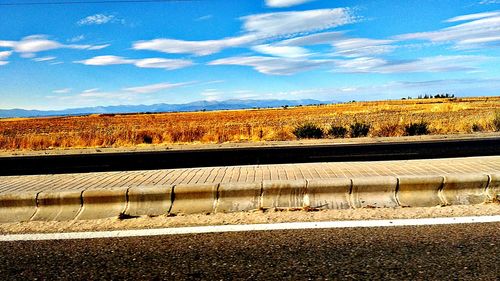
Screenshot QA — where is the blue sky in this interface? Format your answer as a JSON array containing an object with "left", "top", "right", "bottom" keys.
[{"left": 0, "top": 0, "right": 499, "bottom": 110}]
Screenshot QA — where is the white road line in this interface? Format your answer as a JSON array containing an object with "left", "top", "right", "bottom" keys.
[{"left": 1, "top": 215, "right": 500, "bottom": 242}]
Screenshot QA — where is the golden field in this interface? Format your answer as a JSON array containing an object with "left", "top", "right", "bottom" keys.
[{"left": 1, "top": 97, "right": 499, "bottom": 151}]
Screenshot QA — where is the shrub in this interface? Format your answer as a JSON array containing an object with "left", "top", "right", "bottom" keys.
[
  {"left": 328, "top": 125, "right": 347, "bottom": 138},
  {"left": 293, "top": 123, "right": 324, "bottom": 139},
  {"left": 404, "top": 121, "right": 429, "bottom": 136},
  {"left": 349, "top": 122, "right": 370, "bottom": 138},
  {"left": 375, "top": 124, "right": 399, "bottom": 137},
  {"left": 471, "top": 123, "right": 483, "bottom": 132},
  {"left": 493, "top": 111, "right": 500, "bottom": 132}
]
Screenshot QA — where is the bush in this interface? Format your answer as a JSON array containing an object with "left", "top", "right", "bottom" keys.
[
  {"left": 493, "top": 111, "right": 500, "bottom": 132},
  {"left": 404, "top": 121, "right": 429, "bottom": 136},
  {"left": 293, "top": 123, "right": 324, "bottom": 139},
  {"left": 349, "top": 122, "right": 370, "bottom": 138},
  {"left": 375, "top": 124, "right": 399, "bottom": 137},
  {"left": 471, "top": 123, "right": 483, "bottom": 132},
  {"left": 327, "top": 125, "right": 347, "bottom": 138}
]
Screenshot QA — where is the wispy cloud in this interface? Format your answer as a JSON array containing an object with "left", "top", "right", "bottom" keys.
[
  {"left": 265, "top": 0, "right": 314, "bottom": 8},
  {"left": 32, "top": 56, "right": 56, "bottom": 62},
  {"left": 252, "top": 44, "right": 310, "bottom": 58},
  {"left": 133, "top": 8, "right": 358, "bottom": 56},
  {"left": 195, "top": 15, "right": 213, "bottom": 21},
  {"left": 77, "top": 14, "right": 116, "bottom": 25},
  {"left": 52, "top": 88, "right": 72, "bottom": 94},
  {"left": 332, "top": 38, "right": 396, "bottom": 57},
  {"left": 0, "top": 51, "right": 12, "bottom": 65},
  {"left": 276, "top": 31, "right": 344, "bottom": 46},
  {"left": 209, "top": 56, "right": 333, "bottom": 75},
  {"left": 75, "top": 55, "right": 194, "bottom": 70},
  {"left": 68, "top": 35, "right": 85, "bottom": 43},
  {"left": 0, "top": 35, "right": 109, "bottom": 57},
  {"left": 334, "top": 55, "right": 485, "bottom": 73},
  {"left": 397, "top": 11, "right": 500, "bottom": 49},
  {"left": 123, "top": 82, "right": 192, "bottom": 94}
]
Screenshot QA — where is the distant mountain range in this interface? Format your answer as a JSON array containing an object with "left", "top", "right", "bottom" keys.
[{"left": 0, "top": 99, "right": 331, "bottom": 118}]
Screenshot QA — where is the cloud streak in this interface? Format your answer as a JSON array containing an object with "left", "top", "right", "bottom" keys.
[
  {"left": 265, "top": 0, "right": 314, "bottom": 8},
  {"left": 397, "top": 11, "right": 500, "bottom": 49},
  {"left": 133, "top": 8, "right": 358, "bottom": 56},
  {"left": 75, "top": 55, "right": 194, "bottom": 70},
  {"left": 0, "top": 35, "right": 109, "bottom": 57}
]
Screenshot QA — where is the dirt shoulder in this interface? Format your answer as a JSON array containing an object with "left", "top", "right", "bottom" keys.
[
  {"left": 1, "top": 203, "right": 499, "bottom": 235},
  {"left": 1, "top": 132, "right": 498, "bottom": 157}
]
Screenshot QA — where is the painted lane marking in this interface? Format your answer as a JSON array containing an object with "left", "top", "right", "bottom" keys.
[{"left": 1, "top": 215, "right": 499, "bottom": 242}]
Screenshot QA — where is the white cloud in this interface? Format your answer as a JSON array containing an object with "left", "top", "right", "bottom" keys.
[
  {"left": 201, "top": 89, "right": 223, "bottom": 101},
  {"left": 77, "top": 55, "right": 133, "bottom": 65},
  {"left": 133, "top": 34, "right": 259, "bottom": 56},
  {"left": 332, "top": 38, "right": 396, "bottom": 57},
  {"left": 123, "top": 82, "right": 191, "bottom": 94},
  {"left": 53, "top": 88, "right": 72, "bottom": 94},
  {"left": 252, "top": 44, "right": 310, "bottom": 58},
  {"left": 209, "top": 56, "right": 333, "bottom": 75},
  {"left": 75, "top": 55, "right": 194, "bottom": 70},
  {"left": 334, "top": 55, "right": 485, "bottom": 73},
  {"left": 276, "top": 31, "right": 344, "bottom": 46},
  {"left": 479, "top": 0, "right": 500, "bottom": 4},
  {"left": 0, "top": 51, "right": 12, "bottom": 65},
  {"left": 0, "top": 35, "right": 110, "bottom": 55},
  {"left": 68, "top": 35, "right": 85, "bottom": 43},
  {"left": 133, "top": 8, "right": 357, "bottom": 56},
  {"left": 77, "top": 14, "right": 115, "bottom": 25},
  {"left": 265, "top": 0, "right": 314, "bottom": 8},
  {"left": 397, "top": 11, "right": 500, "bottom": 49},
  {"left": 195, "top": 15, "right": 213, "bottom": 21},
  {"left": 242, "top": 8, "right": 357, "bottom": 37},
  {"left": 0, "top": 51, "right": 12, "bottom": 60},
  {"left": 32, "top": 56, "right": 56, "bottom": 62},
  {"left": 446, "top": 11, "right": 500, "bottom": 22}
]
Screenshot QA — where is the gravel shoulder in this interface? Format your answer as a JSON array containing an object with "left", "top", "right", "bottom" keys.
[{"left": 1, "top": 203, "right": 499, "bottom": 235}]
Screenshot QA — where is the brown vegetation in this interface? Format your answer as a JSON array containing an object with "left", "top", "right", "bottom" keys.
[{"left": 0, "top": 97, "right": 499, "bottom": 151}]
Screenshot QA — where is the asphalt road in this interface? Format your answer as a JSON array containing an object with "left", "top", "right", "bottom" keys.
[
  {"left": 1, "top": 137, "right": 499, "bottom": 175},
  {"left": 1, "top": 223, "right": 499, "bottom": 280}
]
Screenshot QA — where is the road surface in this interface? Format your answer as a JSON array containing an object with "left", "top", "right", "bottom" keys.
[{"left": 0, "top": 222, "right": 498, "bottom": 280}]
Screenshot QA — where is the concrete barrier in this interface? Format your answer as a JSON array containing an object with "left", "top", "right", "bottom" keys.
[
  {"left": 262, "top": 180, "right": 307, "bottom": 209},
  {"left": 124, "top": 186, "right": 173, "bottom": 217},
  {"left": 216, "top": 182, "right": 262, "bottom": 213},
  {"left": 169, "top": 184, "right": 218, "bottom": 215},
  {"left": 351, "top": 176, "right": 398, "bottom": 208},
  {"left": 0, "top": 192, "right": 38, "bottom": 223},
  {"left": 306, "top": 178, "right": 351, "bottom": 209},
  {"left": 441, "top": 174, "right": 489, "bottom": 205},
  {"left": 31, "top": 190, "right": 82, "bottom": 221},
  {"left": 397, "top": 175, "right": 444, "bottom": 207},
  {"left": 76, "top": 188, "right": 128, "bottom": 220},
  {"left": 486, "top": 173, "right": 500, "bottom": 202}
]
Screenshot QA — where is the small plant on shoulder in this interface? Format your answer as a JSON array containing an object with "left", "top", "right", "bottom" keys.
[
  {"left": 493, "top": 111, "right": 500, "bottom": 132},
  {"left": 471, "top": 123, "right": 483, "bottom": 132},
  {"left": 293, "top": 123, "right": 324, "bottom": 139},
  {"left": 327, "top": 125, "right": 347, "bottom": 138},
  {"left": 349, "top": 122, "right": 370, "bottom": 138},
  {"left": 404, "top": 121, "right": 430, "bottom": 136}
]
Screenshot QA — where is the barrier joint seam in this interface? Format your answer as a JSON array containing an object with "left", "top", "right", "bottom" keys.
[
  {"left": 167, "top": 185, "right": 176, "bottom": 215},
  {"left": 395, "top": 177, "right": 402, "bottom": 207},
  {"left": 28, "top": 191, "right": 41, "bottom": 221}
]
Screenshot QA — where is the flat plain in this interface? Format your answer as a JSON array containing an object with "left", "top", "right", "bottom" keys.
[{"left": 1, "top": 96, "right": 499, "bottom": 151}]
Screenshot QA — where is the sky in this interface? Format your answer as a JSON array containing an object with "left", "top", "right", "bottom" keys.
[{"left": 0, "top": 0, "right": 500, "bottom": 110}]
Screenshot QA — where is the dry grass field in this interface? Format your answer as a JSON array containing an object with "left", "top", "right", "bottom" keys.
[{"left": 1, "top": 97, "right": 499, "bottom": 151}]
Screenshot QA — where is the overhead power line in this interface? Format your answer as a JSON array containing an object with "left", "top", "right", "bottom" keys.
[{"left": 0, "top": 0, "right": 197, "bottom": 6}]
